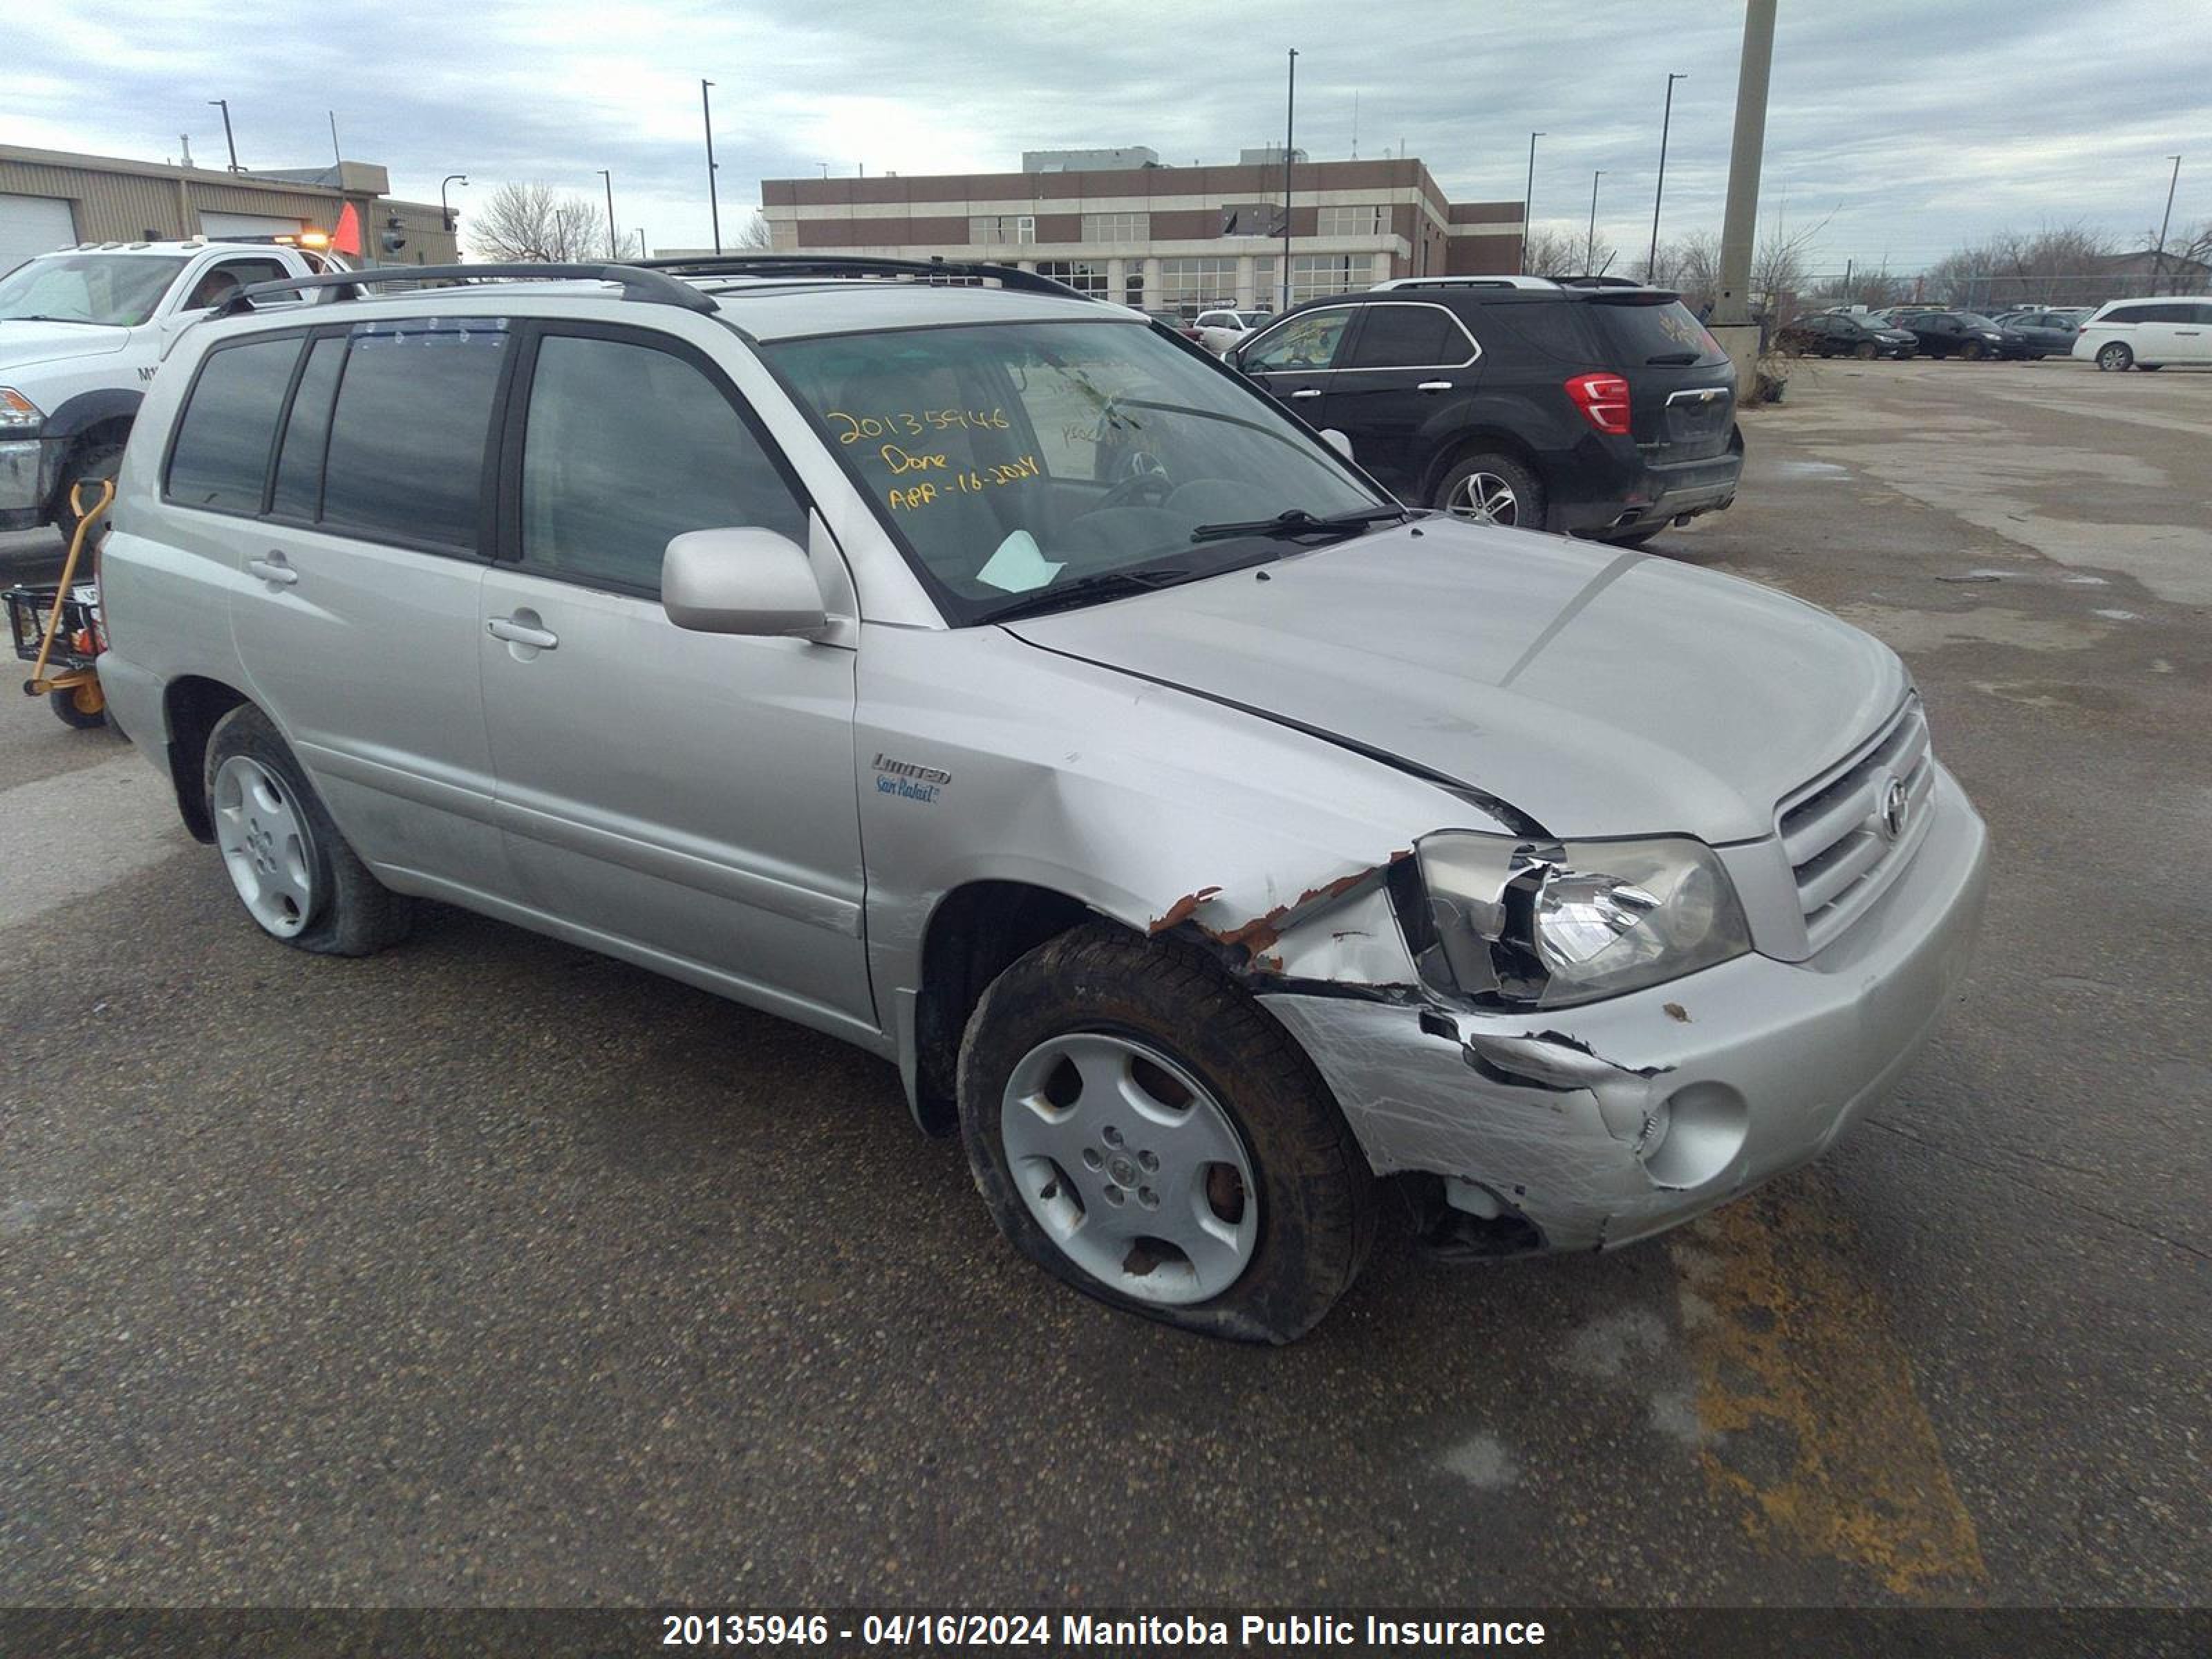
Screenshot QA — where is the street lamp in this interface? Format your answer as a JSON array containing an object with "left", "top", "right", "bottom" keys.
[
  {"left": 1648, "top": 73, "right": 1687, "bottom": 281},
  {"left": 207, "top": 99, "right": 240, "bottom": 172},
  {"left": 1522, "top": 132, "right": 1544, "bottom": 274},
  {"left": 597, "top": 169, "right": 618, "bottom": 261},
  {"left": 702, "top": 79, "right": 722, "bottom": 256},
  {"left": 440, "top": 174, "right": 467, "bottom": 234},
  {"left": 1586, "top": 169, "right": 1606, "bottom": 275},
  {"left": 1281, "top": 48, "right": 1299, "bottom": 310},
  {"left": 2153, "top": 154, "right": 2183, "bottom": 293}
]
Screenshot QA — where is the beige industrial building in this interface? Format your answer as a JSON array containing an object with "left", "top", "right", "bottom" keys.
[
  {"left": 0, "top": 143, "right": 458, "bottom": 272},
  {"left": 758, "top": 146, "right": 1526, "bottom": 314}
]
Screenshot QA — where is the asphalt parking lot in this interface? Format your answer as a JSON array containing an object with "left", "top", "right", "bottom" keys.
[{"left": 1, "top": 356, "right": 2206, "bottom": 1611}]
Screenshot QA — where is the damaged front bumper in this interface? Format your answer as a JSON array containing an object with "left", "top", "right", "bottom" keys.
[{"left": 1261, "top": 763, "right": 1989, "bottom": 1253}]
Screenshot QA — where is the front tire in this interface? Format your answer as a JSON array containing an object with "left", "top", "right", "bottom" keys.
[
  {"left": 1960, "top": 340, "right": 1987, "bottom": 361},
  {"left": 957, "top": 923, "right": 1376, "bottom": 1343},
  {"left": 1435, "top": 451, "right": 1547, "bottom": 532},
  {"left": 2096, "top": 341, "right": 2134, "bottom": 372},
  {"left": 53, "top": 439, "right": 124, "bottom": 546},
  {"left": 203, "top": 704, "right": 411, "bottom": 955}
]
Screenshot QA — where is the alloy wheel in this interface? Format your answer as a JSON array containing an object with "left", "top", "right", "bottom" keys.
[
  {"left": 999, "top": 1032, "right": 1258, "bottom": 1306},
  {"left": 212, "top": 754, "right": 317, "bottom": 937},
  {"left": 1447, "top": 470, "right": 1521, "bottom": 526}
]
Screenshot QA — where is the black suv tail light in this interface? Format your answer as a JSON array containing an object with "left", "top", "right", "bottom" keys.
[{"left": 1564, "top": 372, "right": 1631, "bottom": 435}]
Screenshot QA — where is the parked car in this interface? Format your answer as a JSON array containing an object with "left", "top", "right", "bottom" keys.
[
  {"left": 1778, "top": 312, "right": 1919, "bottom": 359},
  {"left": 1192, "top": 307, "right": 1271, "bottom": 355},
  {"left": 1893, "top": 310, "right": 2029, "bottom": 360},
  {"left": 1134, "top": 306, "right": 1203, "bottom": 343},
  {"left": 2072, "top": 297, "right": 2212, "bottom": 371},
  {"left": 1228, "top": 283, "right": 1741, "bottom": 542},
  {"left": 95, "top": 256, "right": 1987, "bottom": 1343},
  {"left": 1989, "top": 310, "right": 2081, "bottom": 357},
  {"left": 0, "top": 238, "right": 337, "bottom": 539}
]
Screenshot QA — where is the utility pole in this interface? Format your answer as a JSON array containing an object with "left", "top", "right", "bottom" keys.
[
  {"left": 1586, "top": 170, "right": 1605, "bottom": 274},
  {"left": 1710, "top": 0, "right": 1778, "bottom": 389},
  {"left": 597, "top": 170, "right": 618, "bottom": 261},
  {"left": 1522, "top": 132, "right": 1544, "bottom": 274},
  {"left": 1281, "top": 48, "right": 1298, "bottom": 311},
  {"left": 702, "top": 79, "right": 722, "bottom": 256},
  {"left": 328, "top": 111, "right": 342, "bottom": 168},
  {"left": 207, "top": 100, "right": 240, "bottom": 171},
  {"left": 1647, "top": 72, "right": 1687, "bottom": 281},
  {"left": 2153, "top": 154, "right": 2182, "bottom": 293}
]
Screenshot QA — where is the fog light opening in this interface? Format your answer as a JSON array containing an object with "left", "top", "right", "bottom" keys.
[{"left": 1638, "top": 1082, "right": 1748, "bottom": 1190}]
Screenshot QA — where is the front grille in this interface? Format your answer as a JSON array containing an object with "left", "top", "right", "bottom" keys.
[{"left": 1777, "top": 697, "right": 1935, "bottom": 948}]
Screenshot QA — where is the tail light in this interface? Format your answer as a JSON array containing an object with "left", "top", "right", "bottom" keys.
[{"left": 1565, "top": 372, "right": 1632, "bottom": 435}]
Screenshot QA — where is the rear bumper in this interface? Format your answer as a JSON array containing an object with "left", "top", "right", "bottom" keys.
[{"left": 1552, "top": 434, "right": 1744, "bottom": 536}]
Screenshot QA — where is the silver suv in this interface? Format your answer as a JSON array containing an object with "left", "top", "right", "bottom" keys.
[{"left": 97, "top": 257, "right": 1989, "bottom": 1342}]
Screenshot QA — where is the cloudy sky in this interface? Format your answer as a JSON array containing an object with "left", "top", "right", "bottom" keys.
[{"left": 12, "top": 0, "right": 2209, "bottom": 273}]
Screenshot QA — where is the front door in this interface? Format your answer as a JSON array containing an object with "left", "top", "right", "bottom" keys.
[{"left": 477, "top": 323, "right": 872, "bottom": 1033}]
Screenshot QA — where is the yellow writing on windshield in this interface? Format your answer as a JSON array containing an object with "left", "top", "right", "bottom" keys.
[
  {"left": 886, "top": 454, "right": 1041, "bottom": 512},
  {"left": 828, "top": 407, "right": 1011, "bottom": 446}
]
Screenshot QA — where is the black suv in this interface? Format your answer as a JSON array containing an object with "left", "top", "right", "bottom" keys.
[{"left": 1226, "top": 283, "right": 1741, "bottom": 541}]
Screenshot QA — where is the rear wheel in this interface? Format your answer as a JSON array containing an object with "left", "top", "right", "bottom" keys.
[
  {"left": 2096, "top": 341, "right": 2134, "bottom": 372},
  {"left": 1435, "top": 451, "right": 1546, "bottom": 531},
  {"left": 957, "top": 923, "right": 1376, "bottom": 1343},
  {"left": 203, "top": 704, "right": 412, "bottom": 955}
]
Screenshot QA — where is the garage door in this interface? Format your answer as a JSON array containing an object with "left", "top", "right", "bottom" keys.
[
  {"left": 0, "top": 194, "right": 79, "bottom": 275},
  {"left": 199, "top": 209, "right": 307, "bottom": 241}
]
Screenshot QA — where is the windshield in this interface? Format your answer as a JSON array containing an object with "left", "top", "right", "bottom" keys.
[
  {"left": 766, "top": 319, "right": 1387, "bottom": 624},
  {"left": 0, "top": 254, "right": 189, "bottom": 326}
]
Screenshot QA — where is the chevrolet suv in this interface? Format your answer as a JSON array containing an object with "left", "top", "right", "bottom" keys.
[
  {"left": 95, "top": 256, "right": 1987, "bottom": 1342},
  {"left": 1228, "top": 280, "right": 1741, "bottom": 543}
]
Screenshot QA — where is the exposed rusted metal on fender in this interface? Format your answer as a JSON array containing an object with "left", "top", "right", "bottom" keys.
[{"left": 1149, "top": 851, "right": 1414, "bottom": 970}]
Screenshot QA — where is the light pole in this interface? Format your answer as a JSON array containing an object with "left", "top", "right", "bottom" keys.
[
  {"left": 440, "top": 174, "right": 467, "bottom": 233},
  {"left": 1281, "top": 48, "right": 1298, "bottom": 310},
  {"left": 1522, "top": 132, "right": 1544, "bottom": 274},
  {"left": 207, "top": 100, "right": 239, "bottom": 171},
  {"left": 597, "top": 170, "right": 618, "bottom": 261},
  {"left": 1586, "top": 169, "right": 1606, "bottom": 275},
  {"left": 702, "top": 79, "right": 722, "bottom": 256},
  {"left": 1648, "top": 72, "right": 1687, "bottom": 281},
  {"left": 2153, "top": 154, "right": 2183, "bottom": 293}
]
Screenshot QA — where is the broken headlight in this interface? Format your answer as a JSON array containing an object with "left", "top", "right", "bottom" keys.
[{"left": 1409, "top": 832, "right": 1752, "bottom": 1008}]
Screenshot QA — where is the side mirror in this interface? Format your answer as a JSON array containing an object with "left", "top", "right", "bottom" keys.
[
  {"left": 662, "top": 527, "right": 827, "bottom": 637},
  {"left": 1320, "top": 429, "right": 1354, "bottom": 462}
]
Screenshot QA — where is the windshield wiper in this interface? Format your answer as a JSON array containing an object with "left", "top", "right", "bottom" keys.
[
  {"left": 3, "top": 315, "right": 103, "bottom": 326},
  {"left": 1645, "top": 350, "right": 1702, "bottom": 364},
  {"left": 1189, "top": 505, "right": 1407, "bottom": 545},
  {"left": 980, "top": 566, "right": 1195, "bottom": 624}
]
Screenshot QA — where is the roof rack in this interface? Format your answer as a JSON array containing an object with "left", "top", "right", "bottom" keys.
[
  {"left": 209, "top": 262, "right": 719, "bottom": 320},
  {"left": 635, "top": 253, "right": 1095, "bottom": 302}
]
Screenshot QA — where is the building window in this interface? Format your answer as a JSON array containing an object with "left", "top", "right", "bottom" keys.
[
  {"left": 1253, "top": 258, "right": 1280, "bottom": 308},
  {"left": 1082, "top": 212, "right": 1149, "bottom": 243},
  {"left": 1159, "top": 257, "right": 1239, "bottom": 312},
  {"left": 1317, "top": 204, "right": 1387, "bottom": 238},
  {"left": 1036, "top": 260, "right": 1108, "bottom": 298},
  {"left": 1124, "top": 271, "right": 1145, "bottom": 308},
  {"left": 969, "top": 214, "right": 1037, "bottom": 245},
  {"left": 1289, "top": 254, "right": 1365, "bottom": 304}
]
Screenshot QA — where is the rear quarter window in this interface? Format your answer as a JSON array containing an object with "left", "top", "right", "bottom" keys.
[{"left": 164, "top": 336, "right": 302, "bottom": 514}]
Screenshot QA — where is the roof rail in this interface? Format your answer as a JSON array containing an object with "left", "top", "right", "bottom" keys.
[
  {"left": 209, "top": 262, "right": 719, "bottom": 320},
  {"left": 635, "top": 253, "right": 1096, "bottom": 302}
]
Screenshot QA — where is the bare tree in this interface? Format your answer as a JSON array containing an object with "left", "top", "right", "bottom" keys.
[
  {"left": 1925, "top": 223, "right": 2119, "bottom": 308},
  {"left": 467, "top": 182, "right": 604, "bottom": 263},
  {"left": 1751, "top": 213, "right": 1832, "bottom": 315},
  {"left": 733, "top": 212, "right": 773, "bottom": 250},
  {"left": 1523, "top": 227, "right": 1609, "bottom": 278},
  {"left": 1651, "top": 229, "right": 1723, "bottom": 300}
]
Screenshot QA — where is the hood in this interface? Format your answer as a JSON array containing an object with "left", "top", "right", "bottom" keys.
[
  {"left": 1003, "top": 521, "right": 1906, "bottom": 844},
  {"left": 0, "top": 320, "right": 133, "bottom": 371}
]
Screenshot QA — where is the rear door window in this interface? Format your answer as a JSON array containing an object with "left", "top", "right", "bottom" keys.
[
  {"left": 319, "top": 317, "right": 511, "bottom": 553},
  {"left": 1345, "top": 305, "right": 1470, "bottom": 368},
  {"left": 163, "top": 336, "right": 302, "bottom": 514},
  {"left": 516, "top": 331, "right": 808, "bottom": 597}
]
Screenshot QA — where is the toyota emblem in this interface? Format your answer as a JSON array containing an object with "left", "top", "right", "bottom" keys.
[{"left": 1877, "top": 776, "right": 1909, "bottom": 841}]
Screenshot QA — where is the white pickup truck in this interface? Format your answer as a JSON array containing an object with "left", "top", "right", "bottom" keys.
[{"left": 0, "top": 238, "right": 339, "bottom": 539}]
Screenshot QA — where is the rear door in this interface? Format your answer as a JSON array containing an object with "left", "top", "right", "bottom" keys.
[
  {"left": 2168, "top": 301, "right": 2212, "bottom": 362},
  {"left": 1582, "top": 294, "right": 1735, "bottom": 463},
  {"left": 1324, "top": 301, "right": 1481, "bottom": 497},
  {"left": 221, "top": 312, "right": 511, "bottom": 894},
  {"left": 1234, "top": 303, "right": 1354, "bottom": 421},
  {"left": 477, "top": 320, "right": 872, "bottom": 1030}
]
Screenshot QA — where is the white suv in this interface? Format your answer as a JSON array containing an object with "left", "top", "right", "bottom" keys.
[
  {"left": 2072, "top": 297, "right": 2212, "bottom": 371},
  {"left": 94, "top": 256, "right": 1987, "bottom": 1342},
  {"left": 0, "top": 239, "right": 331, "bottom": 538}
]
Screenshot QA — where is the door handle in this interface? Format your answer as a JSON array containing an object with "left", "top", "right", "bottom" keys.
[
  {"left": 487, "top": 616, "right": 559, "bottom": 650},
  {"left": 247, "top": 552, "right": 297, "bottom": 586},
  {"left": 1416, "top": 380, "right": 1454, "bottom": 393},
  {"left": 1290, "top": 388, "right": 1323, "bottom": 400}
]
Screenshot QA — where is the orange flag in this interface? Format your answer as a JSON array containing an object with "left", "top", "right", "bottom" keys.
[{"left": 332, "top": 201, "right": 362, "bottom": 257}]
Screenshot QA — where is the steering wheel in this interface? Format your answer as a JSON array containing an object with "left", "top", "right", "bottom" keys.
[{"left": 1097, "top": 450, "right": 1174, "bottom": 511}]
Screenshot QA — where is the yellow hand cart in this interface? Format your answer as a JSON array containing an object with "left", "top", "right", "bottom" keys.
[{"left": 6, "top": 478, "right": 116, "bottom": 730}]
